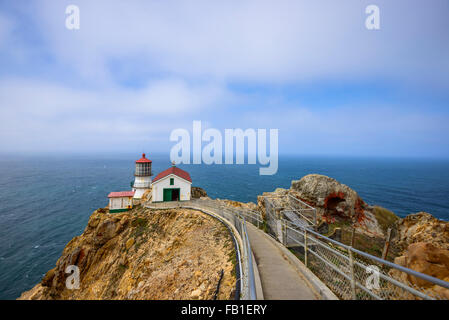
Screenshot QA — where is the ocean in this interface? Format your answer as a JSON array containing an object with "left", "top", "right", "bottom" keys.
[{"left": 1, "top": 153, "right": 448, "bottom": 299}]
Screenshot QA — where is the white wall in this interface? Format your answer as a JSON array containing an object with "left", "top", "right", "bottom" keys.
[
  {"left": 109, "top": 197, "right": 133, "bottom": 209},
  {"left": 152, "top": 174, "right": 191, "bottom": 202},
  {"left": 133, "top": 176, "right": 152, "bottom": 199}
]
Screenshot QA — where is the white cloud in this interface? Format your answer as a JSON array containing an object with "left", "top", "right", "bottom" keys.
[
  {"left": 15, "top": 0, "right": 447, "bottom": 86},
  {"left": 0, "top": 78, "right": 234, "bottom": 151},
  {"left": 1, "top": 0, "right": 448, "bottom": 155}
]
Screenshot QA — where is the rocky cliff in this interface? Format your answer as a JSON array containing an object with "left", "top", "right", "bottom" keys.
[
  {"left": 19, "top": 206, "right": 236, "bottom": 300},
  {"left": 390, "top": 212, "right": 449, "bottom": 299},
  {"left": 251, "top": 174, "right": 449, "bottom": 298}
]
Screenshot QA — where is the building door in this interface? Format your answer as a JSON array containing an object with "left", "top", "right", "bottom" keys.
[
  {"left": 163, "top": 189, "right": 172, "bottom": 201},
  {"left": 163, "top": 188, "right": 181, "bottom": 201}
]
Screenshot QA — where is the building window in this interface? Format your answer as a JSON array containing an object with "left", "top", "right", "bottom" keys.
[{"left": 170, "top": 178, "right": 174, "bottom": 185}]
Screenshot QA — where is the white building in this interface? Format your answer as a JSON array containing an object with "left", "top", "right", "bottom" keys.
[
  {"left": 108, "top": 191, "right": 135, "bottom": 213},
  {"left": 152, "top": 164, "right": 192, "bottom": 202},
  {"left": 132, "top": 153, "right": 152, "bottom": 199}
]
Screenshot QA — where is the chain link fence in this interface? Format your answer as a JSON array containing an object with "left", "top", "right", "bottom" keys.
[
  {"left": 266, "top": 197, "right": 449, "bottom": 300},
  {"left": 144, "top": 197, "right": 449, "bottom": 300}
]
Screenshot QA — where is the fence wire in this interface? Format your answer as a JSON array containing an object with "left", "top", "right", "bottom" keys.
[
  {"left": 145, "top": 197, "right": 449, "bottom": 300},
  {"left": 273, "top": 198, "right": 449, "bottom": 300}
]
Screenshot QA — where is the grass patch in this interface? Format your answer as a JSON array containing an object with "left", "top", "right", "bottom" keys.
[
  {"left": 260, "top": 220, "right": 268, "bottom": 233},
  {"left": 228, "top": 249, "right": 237, "bottom": 278},
  {"left": 118, "top": 264, "right": 128, "bottom": 273},
  {"left": 131, "top": 217, "right": 148, "bottom": 238},
  {"left": 326, "top": 219, "right": 351, "bottom": 237},
  {"left": 372, "top": 206, "right": 399, "bottom": 233}
]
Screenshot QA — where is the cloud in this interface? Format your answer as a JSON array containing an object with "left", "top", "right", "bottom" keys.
[
  {"left": 7, "top": 0, "right": 446, "bottom": 87},
  {"left": 0, "top": 78, "right": 234, "bottom": 151},
  {"left": 0, "top": 0, "right": 448, "bottom": 156}
]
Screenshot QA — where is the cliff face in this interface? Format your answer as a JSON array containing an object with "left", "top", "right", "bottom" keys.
[
  {"left": 252, "top": 174, "right": 449, "bottom": 298},
  {"left": 394, "top": 212, "right": 449, "bottom": 251},
  {"left": 19, "top": 207, "right": 236, "bottom": 300},
  {"left": 390, "top": 212, "right": 449, "bottom": 299}
]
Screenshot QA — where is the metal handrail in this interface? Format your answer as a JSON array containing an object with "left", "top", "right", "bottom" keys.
[
  {"left": 287, "top": 220, "right": 449, "bottom": 291},
  {"left": 267, "top": 196, "right": 449, "bottom": 300},
  {"left": 242, "top": 218, "right": 257, "bottom": 300}
]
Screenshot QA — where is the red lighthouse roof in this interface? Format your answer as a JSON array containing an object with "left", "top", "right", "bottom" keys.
[
  {"left": 136, "top": 153, "right": 152, "bottom": 163},
  {"left": 153, "top": 166, "right": 192, "bottom": 183}
]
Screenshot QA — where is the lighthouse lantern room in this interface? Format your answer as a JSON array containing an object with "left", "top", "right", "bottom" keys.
[{"left": 132, "top": 153, "right": 152, "bottom": 199}]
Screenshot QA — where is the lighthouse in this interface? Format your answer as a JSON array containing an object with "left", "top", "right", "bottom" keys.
[{"left": 132, "top": 153, "right": 152, "bottom": 199}]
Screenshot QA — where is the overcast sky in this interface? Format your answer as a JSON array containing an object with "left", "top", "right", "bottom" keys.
[{"left": 0, "top": 0, "right": 448, "bottom": 157}]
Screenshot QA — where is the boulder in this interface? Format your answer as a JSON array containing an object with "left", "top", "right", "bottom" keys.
[
  {"left": 258, "top": 174, "right": 384, "bottom": 236},
  {"left": 291, "top": 174, "right": 367, "bottom": 221},
  {"left": 390, "top": 242, "right": 449, "bottom": 299},
  {"left": 94, "top": 219, "right": 117, "bottom": 247},
  {"left": 191, "top": 187, "right": 208, "bottom": 199},
  {"left": 394, "top": 212, "right": 449, "bottom": 251}
]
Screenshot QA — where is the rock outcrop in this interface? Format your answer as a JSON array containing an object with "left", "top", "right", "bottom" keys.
[
  {"left": 291, "top": 174, "right": 365, "bottom": 220},
  {"left": 390, "top": 242, "right": 449, "bottom": 299},
  {"left": 394, "top": 212, "right": 449, "bottom": 252},
  {"left": 389, "top": 212, "right": 449, "bottom": 298},
  {"left": 258, "top": 174, "right": 385, "bottom": 237},
  {"left": 19, "top": 206, "right": 236, "bottom": 300},
  {"left": 191, "top": 186, "right": 208, "bottom": 199}
]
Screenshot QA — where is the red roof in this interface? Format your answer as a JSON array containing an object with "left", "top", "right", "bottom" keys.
[
  {"left": 136, "top": 153, "right": 152, "bottom": 163},
  {"left": 152, "top": 166, "right": 192, "bottom": 183},
  {"left": 108, "top": 191, "right": 135, "bottom": 198}
]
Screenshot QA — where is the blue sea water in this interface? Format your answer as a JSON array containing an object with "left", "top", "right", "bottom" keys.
[{"left": 1, "top": 153, "right": 449, "bottom": 299}]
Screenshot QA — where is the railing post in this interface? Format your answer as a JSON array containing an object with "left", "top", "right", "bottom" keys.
[
  {"left": 348, "top": 248, "right": 357, "bottom": 300},
  {"left": 350, "top": 227, "right": 356, "bottom": 247},
  {"left": 282, "top": 219, "right": 287, "bottom": 245},
  {"left": 382, "top": 227, "right": 392, "bottom": 261},
  {"left": 304, "top": 229, "right": 308, "bottom": 268}
]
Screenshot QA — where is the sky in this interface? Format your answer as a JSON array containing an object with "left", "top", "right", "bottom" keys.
[{"left": 0, "top": 0, "right": 448, "bottom": 157}]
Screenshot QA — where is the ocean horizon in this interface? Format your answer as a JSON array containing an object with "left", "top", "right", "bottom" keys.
[{"left": 1, "top": 153, "right": 449, "bottom": 299}]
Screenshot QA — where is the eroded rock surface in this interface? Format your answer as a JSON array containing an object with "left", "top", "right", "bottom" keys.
[
  {"left": 394, "top": 212, "right": 449, "bottom": 251},
  {"left": 191, "top": 186, "right": 208, "bottom": 199},
  {"left": 19, "top": 207, "right": 236, "bottom": 300},
  {"left": 257, "top": 174, "right": 384, "bottom": 237},
  {"left": 391, "top": 242, "right": 449, "bottom": 299}
]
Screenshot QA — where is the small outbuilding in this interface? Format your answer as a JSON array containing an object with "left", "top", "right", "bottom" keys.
[
  {"left": 108, "top": 191, "right": 135, "bottom": 213},
  {"left": 152, "top": 164, "right": 192, "bottom": 202}
]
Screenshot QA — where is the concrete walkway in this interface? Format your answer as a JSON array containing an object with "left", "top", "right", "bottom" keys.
[{"left": 246, "top": 223, "right": 320, "bottom": 300}]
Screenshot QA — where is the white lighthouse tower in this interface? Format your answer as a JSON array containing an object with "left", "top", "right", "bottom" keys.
[{"left": 132, "top": 153, "right": 152, "bottom": 199}]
